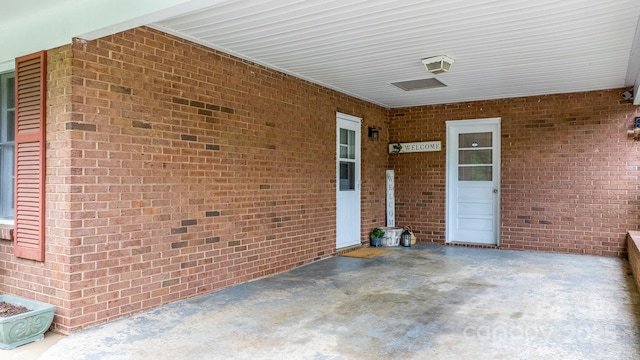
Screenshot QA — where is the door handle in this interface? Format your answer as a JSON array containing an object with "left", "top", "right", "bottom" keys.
[{"left": 493, "top": 189, "right": 498, "bottom": 193}]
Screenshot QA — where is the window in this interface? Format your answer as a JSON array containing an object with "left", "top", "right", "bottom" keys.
[
  {"left": 457, "top": 132, "right": 493, "bottom": 181},
  {"left": 0, "top": 72, "right": 14, "bottom": 219},
  {"left": 339, "top": 128, "right": 356, "bottom": 191}
]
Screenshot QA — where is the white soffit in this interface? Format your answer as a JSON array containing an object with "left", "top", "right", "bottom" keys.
[
  {"left": 0, "top": 0, "right": 220, "bottom": 72},
  {"left": 151, "top": 0, "right": 640, "bottom": 108},
  {"left": 3, "top": 0, "right": 639, "bottom": 108}
]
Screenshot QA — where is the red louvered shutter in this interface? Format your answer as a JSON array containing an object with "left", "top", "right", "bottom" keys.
[{"left": 13, "top": 51, "right": 46, "bottom": 261}]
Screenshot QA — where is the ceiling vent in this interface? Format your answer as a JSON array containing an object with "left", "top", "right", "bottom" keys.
[
  {"left": 390, "top": 78, "right": 447, "bottom": 91},
  {"left": 422, "top": 55, "right": 454, "bottom": 74}
]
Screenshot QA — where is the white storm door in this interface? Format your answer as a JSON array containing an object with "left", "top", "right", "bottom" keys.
[
  {"left": 446, "top": 118, "right": 501, "bottom": 245},
  {"left": 336, "top": 113, "right": 361, "bottom": 249}
]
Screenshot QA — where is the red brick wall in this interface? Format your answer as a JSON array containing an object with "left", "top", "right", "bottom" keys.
[
  {"left": 0, "top": 27, "right": 388, "bottom": 333},
  {"left": 2, "top": 26, "right": 637, "bottom": 334},
  {"left": 0, "top": 45, "right": 75, "bottom": 330},
  {"left": 389, "top": 91, "right": 640, "bottom": 256}
]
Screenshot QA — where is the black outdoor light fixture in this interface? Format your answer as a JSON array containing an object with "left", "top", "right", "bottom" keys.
[{"left": 368, "top": 126, "right": 380, "bottom": 141}]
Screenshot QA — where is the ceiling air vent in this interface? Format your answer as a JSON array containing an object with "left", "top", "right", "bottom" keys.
[{"left": 390, "top": 78, "right": 447, "bottom": 91}]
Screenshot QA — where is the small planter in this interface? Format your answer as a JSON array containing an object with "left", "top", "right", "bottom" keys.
[
  {"left": 0, "top": 294, "right": 55, "bottom": 350},
  {"left": 369, "top": 227, "right": 386, "bottom": 247},
  {"left": 380, "top": 227, "right": 402, "bottom": 247}
]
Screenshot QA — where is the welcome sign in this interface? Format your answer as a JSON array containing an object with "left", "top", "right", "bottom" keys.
[{"left": 388, "top": 141, "right": 441, "bottom": 154}]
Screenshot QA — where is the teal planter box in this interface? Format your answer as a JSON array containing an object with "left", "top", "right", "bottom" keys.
[{"left": 0, "top": 294, "right": 55, "bottom": 350}]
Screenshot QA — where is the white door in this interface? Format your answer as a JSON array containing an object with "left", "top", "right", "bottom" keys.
[
  {"left": 446, "top": 118, "right": 501, "bottom": 245},
  {"left": 336, "top": 113, "right": 361, "bottom": 249}
]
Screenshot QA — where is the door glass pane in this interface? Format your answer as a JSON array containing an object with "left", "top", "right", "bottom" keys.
[
  {"left": 459, "top": 132, "right": 492, "bottom": 148},
  {"left": 340, "top": 144, "right": 348, "bottom": 159},
  {"left": 348, "top": 130, "right": 355, "bottom": 159},
  {"left": 340, "top": 128, "right": 348, "bottom": 145},
  {"left": 459, "top": 149, "right": 492, "bottom": 165},
  {"left": 339, "top": 161, "right": 355, "bottom": 190},
  {"left": 459, "top": 166, "right": 492, "bottom": 181},
  {"left": 339, "top": 128, "right": 355, "bottom": 160}
]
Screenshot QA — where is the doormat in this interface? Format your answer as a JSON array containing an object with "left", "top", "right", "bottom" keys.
[{"left": 341, "top": 248, "right": 390, "bottom": 259}]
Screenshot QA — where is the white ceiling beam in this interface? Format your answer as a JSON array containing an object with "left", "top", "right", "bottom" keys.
[{"left": 0, "top": 0, "right": 226, "bottom": 73}]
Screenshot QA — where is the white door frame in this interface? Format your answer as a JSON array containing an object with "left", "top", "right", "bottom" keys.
[
  {"left": 336, "top": 112, "right": 362, "bottom": 249},
  {"left": 445, "top": 118, "right": 501, "bottom": 245}
]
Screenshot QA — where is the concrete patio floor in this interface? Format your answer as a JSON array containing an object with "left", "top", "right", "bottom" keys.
[{"left": 9, "top": 244, "right": 640, "bottom": 359}]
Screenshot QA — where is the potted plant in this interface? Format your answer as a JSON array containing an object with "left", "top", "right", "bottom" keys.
[
  {"left": 369, "top": 227, "right": 385, "bottom": 247},
  {"left": 0, "top": 294, "right": 56, "bottom": 350}
]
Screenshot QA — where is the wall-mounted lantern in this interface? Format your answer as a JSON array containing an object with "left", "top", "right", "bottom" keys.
[{"left": 368, "top": 126, "right": 380, "bottom": 141}]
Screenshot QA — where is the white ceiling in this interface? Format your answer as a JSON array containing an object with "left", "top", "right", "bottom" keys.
[
  {"left": 4, "top": 0, "right": 640, "bottom": 108},
  {"left": 150, "top": 0, "right": 640, "bottom": 108}
]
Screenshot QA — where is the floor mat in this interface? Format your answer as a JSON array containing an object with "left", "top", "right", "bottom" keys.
[{"left": 340, "top": 247, "right": 390, "bottom": 259}]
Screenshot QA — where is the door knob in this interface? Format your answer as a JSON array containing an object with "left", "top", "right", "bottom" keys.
[{"left": 493, "top": 189, "right": 498, "bottom": 193}]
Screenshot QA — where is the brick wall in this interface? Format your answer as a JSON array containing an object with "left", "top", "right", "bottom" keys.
[
  {"left": 389, "top": 91, "right": 640, "bottom": 256},
  {"left": 0, "top": 27, "right": 388, "bottom": 333},
  {"left": 0, "top": 45, "right": 74, "bottom": 330},
  {"left": 2, "top": 25, "right": 638, "bottom": 334}
]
